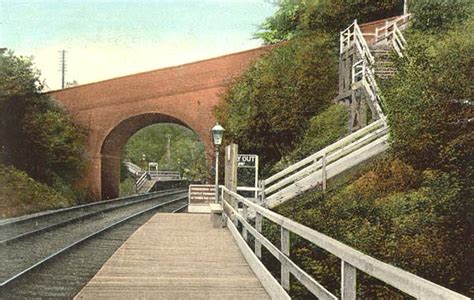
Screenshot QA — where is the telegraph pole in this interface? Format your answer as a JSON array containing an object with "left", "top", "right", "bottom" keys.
[{"left": 59, "top": 50, "right": 67, "bottom": 89}]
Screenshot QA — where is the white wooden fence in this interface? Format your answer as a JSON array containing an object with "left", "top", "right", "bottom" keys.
[
  {"left": 263, "top": 120, "right": 388, "bottom": 208},
  {"left": 220, "top": 186, "right": 469, "bottom": 300},
  {"left": 149, "top": 170, "right": 181, "bottom": 181}
]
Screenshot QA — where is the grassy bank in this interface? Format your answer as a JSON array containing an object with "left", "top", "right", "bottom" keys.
[{"left": 0, "top": 164, "right": 73, "bottom": 219}]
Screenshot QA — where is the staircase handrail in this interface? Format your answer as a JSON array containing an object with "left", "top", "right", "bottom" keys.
[
  {"left": 149, "top": 170, "right": 181, "bottom": 180},
  {"left": 135, "top": 171, "right": 148, "bottom": 191},
  {"left": 264, "top": 125, "right": 388, "bottom": 197},
  {"left": 264, "top": 119, "right": 386, "bottom": 187},
  {"left": 352, "top": 60, "right": 385, "bottom": 117},
  {"left": 375, "top": 14, "right": 411, "bottom": 42},
  {"left": 221, "top": 185, "right": 470, "bottom": 300},
  {"left": 124, "top": 161, "right": 144, "bottom": 176},
  {"left": 340, "top": 20, "right": 375, "bottom": 65},
  {"left": 390, "top": 23, "right": 407, "bottom": 57}
]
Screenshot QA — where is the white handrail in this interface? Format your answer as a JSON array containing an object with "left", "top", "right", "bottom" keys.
[
  {"left": 264, "top": 119, "right": 386, "bottom": 186},
  {"left": 135, "top": 172, "right": 148, "bottom": 191},
  {"left": 221, "top": 186, "right": 470, "bottom": 300},
  {"left": 265, "top": 125, "right": 388, "bottom": 196}
]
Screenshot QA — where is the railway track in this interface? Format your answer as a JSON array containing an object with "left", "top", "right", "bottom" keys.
[{"left": 0, "top": 190, "right": 188, "bottom": 298}]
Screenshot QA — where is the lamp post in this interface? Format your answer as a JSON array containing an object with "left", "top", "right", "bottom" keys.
[{"left": 211, "top": 122, "right": 225, "bottom": 203}]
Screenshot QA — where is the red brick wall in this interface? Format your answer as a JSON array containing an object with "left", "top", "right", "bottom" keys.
[{"left": 49, "top": 46, "right": 271, "bottom": 199}]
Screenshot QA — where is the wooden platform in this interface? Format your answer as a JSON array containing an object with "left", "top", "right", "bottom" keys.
[{"left": 75, "top": 213, "right": 269, "bottom": 299}]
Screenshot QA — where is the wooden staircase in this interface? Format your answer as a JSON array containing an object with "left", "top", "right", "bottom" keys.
[
  {"left": 372, "top": 46, "right": 396, "bottom": 79},
  {"left": 261, "top": 16, "right": 411, "bottom": 208}
]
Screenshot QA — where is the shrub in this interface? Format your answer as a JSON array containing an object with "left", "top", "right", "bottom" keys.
[
  {"left": 411, "top": 0, "right": 473, "bottom": 32},
  {"left": 215, "top": 34, "right": 338, "bottom": 172}
]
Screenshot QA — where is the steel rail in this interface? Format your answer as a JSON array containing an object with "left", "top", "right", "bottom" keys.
[
  {"left": 0, "top": 189, "right": 183, "bottom": 227},
  {"left": 0, "top": 195, "right": 188, "bottom": 288},
  {"left": 0, "top": 190, "right": 186, "bottom": 244}
]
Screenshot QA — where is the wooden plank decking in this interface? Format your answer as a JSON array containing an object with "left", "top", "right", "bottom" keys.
[{"left": 75, "top": 213, "right": 270, "bottom": 299}]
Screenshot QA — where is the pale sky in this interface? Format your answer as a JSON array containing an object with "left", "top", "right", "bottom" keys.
[{"left": 1, "top": 0, "right": 276, "bottom": 90}]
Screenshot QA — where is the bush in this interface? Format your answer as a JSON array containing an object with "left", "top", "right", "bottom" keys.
[
  {"left": 215, "top": 34, "right": 338, "bottom": 172},
  {"left": 0, "top": 51, "right": 87, "bottom": 199},
  {"left": 256, "top": 0, "right": 402, "bottom": 44},
  {"left": 384, "top": 18, "right": 473, "bottom": 179},
  {"left": 274, "top": 104, "right": 348, "bottom": 171},
  {"left": 274, "top": 159, "right": 473, "bottom": 297},
  {"left": 0, "top": 164, "right": 73, "bottom": 218},
  {"left": 411, "top": 0, "right": 472, "bottom": 32}
]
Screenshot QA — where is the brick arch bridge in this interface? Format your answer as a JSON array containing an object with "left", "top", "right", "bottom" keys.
[{"left": 50, "top": 47, "right": 270, "bottom": 200}]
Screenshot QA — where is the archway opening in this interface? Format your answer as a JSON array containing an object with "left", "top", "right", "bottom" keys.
[{"left": 100, "top": 113, "right": 209, "bottom": 200}]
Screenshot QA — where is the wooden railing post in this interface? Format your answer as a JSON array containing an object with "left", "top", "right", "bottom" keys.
[
  {"left": 255, "top": 212, "right": 262, "bottom": 258},
  {"left": 341, "top": 261, "right": 357, "bottom": 300},
  {"left": 224, "top": 144, "right": 238, "bottom": 219},
  {"left": 281, "top": 227, "right": 290, "bottom": 291},
  {"left": 322, "top": 153, "right": 327, "bottom": 192},
  {"left": 242, "top": 204, "right": 248, "bottom": 241}
]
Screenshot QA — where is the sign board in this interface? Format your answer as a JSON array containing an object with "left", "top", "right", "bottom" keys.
[
  {"left": 237, "top": 154, "right": 259, "bottom": 199},
  {"left": 237, "top": 154, "right": 258, "bottom": 168}
]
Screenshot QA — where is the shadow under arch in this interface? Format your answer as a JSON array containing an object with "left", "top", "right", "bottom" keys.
[{"left": 100, "top": 112, "right": 208, "bottom": 199}]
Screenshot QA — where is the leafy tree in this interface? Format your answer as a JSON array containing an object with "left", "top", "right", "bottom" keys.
[
  {"left": 410, "top": 0, "right": 473, "bottom": 32},
  {"left": 0, "top": 51, "right": 86, "bottom": 198},
  {"left": 215, "top": 34, "right": 338, "bottom": 172},
  {"left": 384, "top": 17, "right": 473, "bottom": 179},
  {"left": 301, "top": 0, "right": 402, "bottom": 34},
  {"left": 255, "top": 0, "right": 304, "bottom": 44},
  {"left": 256, "top": 0, "right": 403, "bottom": 44},
  {"left": 123, "top": 123, "right": 208, "bottom": 182},
  {"left": 275, "top": 104, "right": 348, "bottom": 170}
]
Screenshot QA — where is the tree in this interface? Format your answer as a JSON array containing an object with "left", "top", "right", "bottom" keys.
[
  {"left": 256, "top": 0, "right": 403, "bottom": 44},
  {"left": 410, "top": 0, "right": 472, "bottom": 32},
  {"left": 215, "top": 34, "right": 338, "bottom": 172},
  {"left": 0, "top": 51, "right": 86, "bottom": 198}
]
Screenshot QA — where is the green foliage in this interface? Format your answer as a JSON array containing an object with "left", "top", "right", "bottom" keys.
[
  {"left": 254, "top": 0, "right": 304, "bottom": 44},
  {"left": 410, "top": 0, "right": 473, "bottom": 32},
  {"left": 384, "top": 18, "right": 473, "bottom": 180},
  {"left": 256, "top": 0, "right": 402, "bottom": 44},
  {"left": 119, "top": 177, "right": 136, "bottom": 197},
  {"left": 123, "top": 123, "right": 208, "bottom": 182},
  {"left": 274, "top": 159, "right": 473, "bottom": 297},
  {"left": 301, "top": 0, "right": 402, "bottom": 34},
  {"left": 0, "top": 50, "right": 42, "bottom": 109},
  {"left": 275, "top": 104, "right": 348, "bottom": 171},
  {"left": 215, "top": 34, "right": 338, "bottom": 172},
  {"left": 0, "top": 163, "right": 73, "bottom": 218},
  {"left": 0, "top": 51, "right": 87, "bottom": 200}
]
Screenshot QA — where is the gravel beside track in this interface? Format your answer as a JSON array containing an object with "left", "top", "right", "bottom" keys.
[{"left": 0, "top": 198, "right": 187, "bottom": 299}]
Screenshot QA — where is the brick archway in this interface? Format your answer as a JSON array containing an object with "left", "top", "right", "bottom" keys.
[
  {"left": 101, "top": 113, "right": 202, "bottom": 199},
  {"left": 49, "top": 46, "right": 270, "bottom": 200}
]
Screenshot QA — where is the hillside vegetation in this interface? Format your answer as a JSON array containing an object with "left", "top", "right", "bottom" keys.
[
  {"left": 216, "top": 0, "right": 473, "bottom": 298},
  {"left": 0, "top": 164, "right": 73, "bottom": 218},
  {"left": 0, "top": 51, "right": 87, "bottom": 217}
]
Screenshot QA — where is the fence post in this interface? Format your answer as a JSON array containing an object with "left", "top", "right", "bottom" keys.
[
  {"left": 259, "top": 180, "right": 266, "bottom": 207},
  {"left": 224, "top": 144, "right": 238, "bottom": 220},
  {"left": 255, "top": 212, "right": 262, "bottom": 258},
  {"left": 322, "top": 153, "right": 327, "bottom": 192},
  {"left": 242, "top": 204, "right": 248, "bottom": 241},
  {"left": 281, "top": 227, "right": 290, "bottom": 291},
  {"left": 341, "top": 261, "right": 357, "bottom": 300}
]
